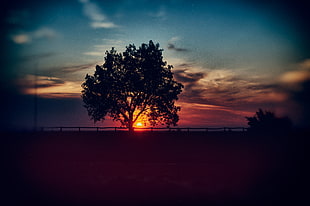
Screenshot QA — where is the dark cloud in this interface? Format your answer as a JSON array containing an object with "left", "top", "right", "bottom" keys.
[
  {"left": 34, "top": 63, "right": 95, "bottom": 79},
  {"left": 174, "top": 69, "right": 290, "bottom": 118},
  {"left": 177, "top": 63, "right": 193, "bottom": 68},
  {"left": 16, "top": 75, "right": 65, "bottom": 89},
  {"left": 246, "top": 84, "right": 279, "bottom": 91},
  {"left": 285, "top": 79, "right": 310, "bottom": 127},
  {"left": 36, "top": 78, "right": 65, "bottom": 88},
  {"left": 181, "top": 87, "right": 242, "bottom": 107},
  {"left": 174, "top": 69, "right": 205, "bottom": 83},
  {"left": 173, "top": 69, "right": 212, "bottom": 106},
  {"left": 167, "top": 43, "right": 189, "bottom": 52},
  {"left": 60, "top": 63, "right": 94, "bottom": 74},
  {"left": 41, "top": 93, "right": 81, "bottom": 98},
  {"left": 175, "top": 67, "right": 310, "bottom": 128},
  {"left": 179, "top": 88, "right": 209, "bottom": 105}
]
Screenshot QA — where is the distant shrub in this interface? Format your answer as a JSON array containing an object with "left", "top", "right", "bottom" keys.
[{"left": 246, "top": 109, "right": 292, "bottom": 133}]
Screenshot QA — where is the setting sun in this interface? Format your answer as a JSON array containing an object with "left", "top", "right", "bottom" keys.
[{"left": 136, "top": 122, "right": 143, "bottom": 127}]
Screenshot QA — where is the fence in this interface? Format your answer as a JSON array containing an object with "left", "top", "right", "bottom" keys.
[{"left": 40, "top": 126, "right": 248, "bottom": 132}]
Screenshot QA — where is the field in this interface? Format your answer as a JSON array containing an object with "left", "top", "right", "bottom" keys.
[{"left": 2, "top": 131, "right": 309, "bottom": 206}]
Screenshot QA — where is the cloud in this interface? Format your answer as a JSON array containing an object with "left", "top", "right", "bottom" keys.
[
  {"left": 174, "top": 69, "right": 205, "bottom": 84},
  {"left": 167, "top": 36, "right": 189, "bottom": 52},
  {"left": 60, "top": 63, "right": 95, "bottom": 74},
  {"left": 79, "top": 0, "right": 119, "bottom": 29},
  {"left": 33, "top": 63, "right": 97, "bottom": 83},
  {"left": 174, "top": 67, "right": 286, "bottom": 112},
  {"left": 175, "top": 70, "right": 290, "bottom": 127},
  {"left": 245, "top": 84, "right": 279, "bottom": 91},
  {"left": 81, "top": 0, "right": 105, "bottom": 21},
  {"left": 167, "top": 43, "right": 189, "bottom": 52},
  {"left": 83, "top": 39, "right": 124, "bottom": 56},
  {"left": 11, "top": 34, "right": 30, "bottom": 44},
  {"left": 83, "top": 51, "right": 103, "bottom": 56},
  {"left": 169, "top": 36, "right": 181, "bottom": 42},
  {"left": 279, "top": 62, "right": 310, "bottom": 85},
  {"left": 177, "top": 63, "right": 192, "bottom": 68},
  {"left": 289, "top": 80, "right": 310, "bottom": 127},
  {"left": 17, "top": 75, "right": 64, "bottom": 88},
  {"left": 11, "top": 27, "right": 58, "bottom": 44},
  {"left": 277, "top": 59, "right": 310, "bottom": 127},
  {"left": 33, "top": 27, "right": 58, "bottom": 39},
  {"left": 149, "top": 6, "right": 167, "bottom": 20},
  {"left": 16, "top": 75, "right": 81, "bottom": 98},
  {"left": 44, "top": 63, "right": 97, "bottom": 77},
  {"left": 178, "top": 102, "right": 253, "bottom": 127},
  {"left": 172, "top": 58, "right": 310, "bottom": 127},
  {"left": 90, "top": 22, "right": 118, "bottom": 29}
]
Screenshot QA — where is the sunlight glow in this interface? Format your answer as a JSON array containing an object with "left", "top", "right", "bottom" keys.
[{"left": 136, "top": 122, "right": 143, "bottom": 127}]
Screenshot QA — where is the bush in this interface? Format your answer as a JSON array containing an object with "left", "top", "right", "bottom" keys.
[{"left": 246, "top": 109, "right": 292, "bottom": 133}]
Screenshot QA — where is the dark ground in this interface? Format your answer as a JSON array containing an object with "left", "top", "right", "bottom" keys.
[{"left": 1, "top": 131, "right": 309, "bottom": 206}]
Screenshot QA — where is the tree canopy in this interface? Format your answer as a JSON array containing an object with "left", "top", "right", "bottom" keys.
[
  {"left": 81, "top": 40, "right": 184, "bottom": 131},
  {"left": 246, "top": 109, "right": 292, "bottom": 133}
]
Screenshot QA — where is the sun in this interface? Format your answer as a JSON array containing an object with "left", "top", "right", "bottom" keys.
[{"left": 136, "top": 122, "right": 143, "bottom": 127}]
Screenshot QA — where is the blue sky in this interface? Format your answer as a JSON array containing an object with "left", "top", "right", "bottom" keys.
[{"left": 1, "top": 0, "right": 310, "bottom": 129}]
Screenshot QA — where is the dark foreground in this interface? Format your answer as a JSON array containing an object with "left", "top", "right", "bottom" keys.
[{"left": 2, "top": 131, "right": 309, "bottom": 206}]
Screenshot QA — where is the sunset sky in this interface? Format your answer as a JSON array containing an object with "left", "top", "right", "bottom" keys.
[{"left": 1, "top": 0, "right": 310, "bottom": 130}]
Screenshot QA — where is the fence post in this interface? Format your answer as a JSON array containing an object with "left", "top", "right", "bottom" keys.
[
  {"left": 78, "top": 127, "right": 81, "bottom": 132},
  {"left": 187, "top": 128, "right": 190, "bottom": 132},
  {"left": 97, "top": 127, "right": 99, "bottom": 132},
  {"left": 115, "top": 127, "right": 117, "bottom": 132},
  {"left": 60, "top": 127, "right": 63, "bottom": 132}
]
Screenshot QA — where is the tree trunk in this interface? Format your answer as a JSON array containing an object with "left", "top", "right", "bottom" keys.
[
  {"left": 128, "top": 113, "right": 134, "bottom": 132},
  {"left": 128, "top": 121, "right": 134, "bottom": 132}
]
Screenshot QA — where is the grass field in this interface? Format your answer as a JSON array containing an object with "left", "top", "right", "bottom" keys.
[{"left": 2, "top": 131, "right": 308, "bottom": 206}]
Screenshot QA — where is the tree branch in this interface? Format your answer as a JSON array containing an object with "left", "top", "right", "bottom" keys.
[
  {"left": 133, "top": 100, "right": 150, "bottom": 123},
  {"left": 119, "top": 109, "right": 129, "bottom": 122}
]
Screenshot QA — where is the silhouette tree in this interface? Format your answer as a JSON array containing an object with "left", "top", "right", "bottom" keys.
[
  {"left": 81, "top": 40, "right": 184, "bottom": 131},
  {"left": 246, "top": 109, "right": 292, "bottom": 133}
]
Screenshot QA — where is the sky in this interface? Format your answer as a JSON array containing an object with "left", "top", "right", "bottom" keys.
[{"left": 1, "top": 0, "right": 310, "bottom": 130}]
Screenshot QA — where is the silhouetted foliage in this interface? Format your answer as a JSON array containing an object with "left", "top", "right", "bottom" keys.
[
  {"left": 81, "top": 40, "right": 183, "bottom": 131},
  {"left": 246, "top": 109, "right": 292, "bottom": 133}
]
